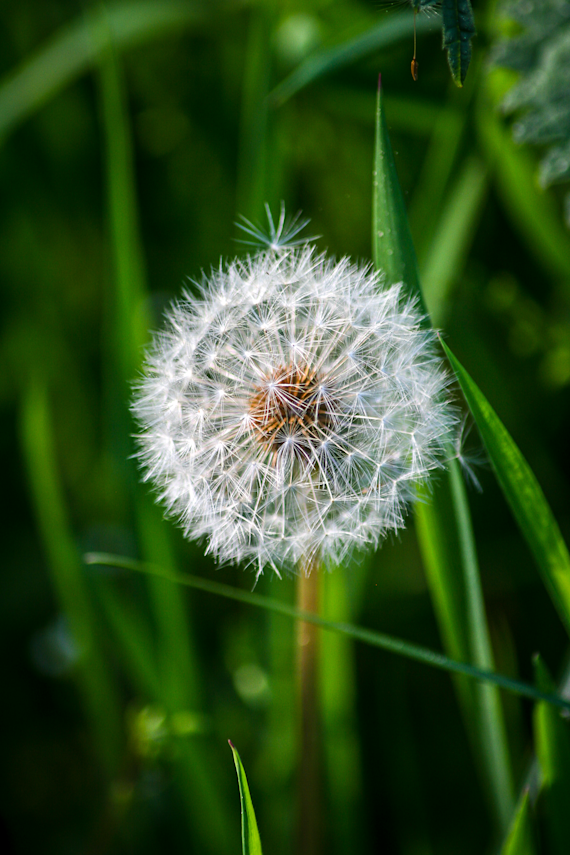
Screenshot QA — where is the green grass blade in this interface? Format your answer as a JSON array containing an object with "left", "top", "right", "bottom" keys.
[
  {"left": 20, "top": 382, "right": 122, "bottom": 773},
  {"left": 84, "top": 553, "right": 570, "bottom": 713},
  {"left": 94, "top": 575, "right": 162, "bottom": 699},
  {"left": 442, "top": 342, "right": 570, "bottom": 639},
  {"left": 229, "top": 741, "right": 263, "bottom": 855},
  {"left": 500, "top": 791, "right": 535, "bottom": 855},
  {"left": 236, "top": 5, "right": 273, "bottom": 219},
  {"left": 533, "top": 655, "right": 570, "bottom": 855},
  {"left": 441, "top": 0, "right": 476, "bottom": 87},
  {"left": 321, "top": 568, "right": 366, "bottom": 852},
  {"left": 0, "top": 1, "right": 204, "bottom": 142},
  {"left": 420, "top": 156, "right": 488, "bottom": 325},
  {"left": 448, "top": 458, "right": 515, "bottom": 828},
  {"left": 372, "top": 78, "right": 425, "bottom": 313},
  {"left": 269, "top": 12, "right": 438, "bottom": 107},
  {"left": 373, "top": 76, "right": 514, "bottom": 828}
]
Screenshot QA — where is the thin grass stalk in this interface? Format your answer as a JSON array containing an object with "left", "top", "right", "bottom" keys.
[{"left": 296, "top": 557, "right": 322, "bottom": 855}]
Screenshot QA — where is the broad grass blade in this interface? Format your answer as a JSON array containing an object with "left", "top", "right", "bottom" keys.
[
  {"left": 373, "top": 76, "right": 514, "bottom": 829},
  {"left": 533, "top": 655, "right": 570, "bottom": 855},
  {"left": 84, "top": 553, "right": 570, "bottom": 714},
  {"left": 500, "top": 791, "right": 535, "bottom": 855},
  {"left": 0, "top": 1, "right": 204, "bottom": 141},
  {"left": 372, "top": 77, "right": 425, "bottom": 313},
  {"left": 229, "top": 742, "right": 263, "bottom": 855},
  {"left": 269, "top": 12, "right": 437, "bottom": 107},
  {"left": 443, "top": 343, "right": 570, "bottom": 639}
]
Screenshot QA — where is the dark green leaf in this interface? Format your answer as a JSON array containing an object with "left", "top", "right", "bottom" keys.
[
  {"left": 442, "top": 0, "right": 476, "bottom": 87},
  {"left": 443, "top": 343, "right": 570, "bottom": 639}
]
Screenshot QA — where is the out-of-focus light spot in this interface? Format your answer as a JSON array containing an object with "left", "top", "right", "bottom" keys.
[
  {"left": 29, "top": 615, "right": 81, "bottom": 677},
  {"left": 274, "top": 14, "right": 322, "bottom": 67},
  {"left": 233, "top": 663, "right": 270, "bottom": 706}
]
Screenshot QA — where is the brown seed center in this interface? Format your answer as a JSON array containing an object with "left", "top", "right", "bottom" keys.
[{"left": 249, "top": 363, "right": 333, "bottom": 455}]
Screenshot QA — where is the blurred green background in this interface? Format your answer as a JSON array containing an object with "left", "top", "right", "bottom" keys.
[{"left": 2, "top": 0, "right": 570, "bottom": 853}]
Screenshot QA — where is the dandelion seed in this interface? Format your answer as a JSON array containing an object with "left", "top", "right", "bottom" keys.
[{"left": 132, "top": 224, "right": 457, "bottom": 578}]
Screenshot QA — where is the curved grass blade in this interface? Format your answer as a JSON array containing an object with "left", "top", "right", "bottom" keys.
[
  {"left": 269, "top": 12, "right": 438, "bottom": 107},
  {"left": 0, "top": 0, "right": 204, "bottom": 142},
  {"left": 229, "top": 742, "right": 263, "bottom": 855},
  {"left": 442, "top": 0, "right": 476, "bottom": 87},
  {"left": 84, "top": 552, "right": 570, "bottom": 713},
  {"left": 442, "top": 343, "right": 570, "bottom": 640},
  {"left": 500, "top": 791, "right": 535, "bottom": 855}
]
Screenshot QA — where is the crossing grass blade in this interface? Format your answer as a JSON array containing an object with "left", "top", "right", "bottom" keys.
[
  {"left": 0, "top": 1, "right": 204, "bottom": 141},
  {"left": 84, "top": 552, "right": 570, "bottom": 714},
  {"left": 442, "top": 343, "right": 570, "bottom": 640},
  {"left": 229, "top": 742, "right": 263, "bottom": 855}
]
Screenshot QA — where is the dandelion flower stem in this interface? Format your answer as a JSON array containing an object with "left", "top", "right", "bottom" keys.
[{"left": 296, "top": 556, "right": 322, "bottom": 855}]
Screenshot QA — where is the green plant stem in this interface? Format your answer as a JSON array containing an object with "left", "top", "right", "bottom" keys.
[{"left": 296, "top": 558, "right": 322, "bottom": 855}]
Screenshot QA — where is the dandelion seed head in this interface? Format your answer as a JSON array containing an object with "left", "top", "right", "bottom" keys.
[{"left": 133, "top": 242, "right": 456, "bottom": 578}]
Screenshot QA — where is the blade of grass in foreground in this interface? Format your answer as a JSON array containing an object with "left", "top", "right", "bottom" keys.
[
  {"left": 229, "top": 742, "right": 263, "bottom": 855},
  {"left": 443, "top": 343, "right": 570, "bottom": 640},
  {"left": 372, "top": 77, "right": 514, "bottom": 829},
  {"left": 85, "top": 552, "right": 570, "bottom": 713},
  {"left": 0, "top": 1, "right": 205, "bottom": 141}
]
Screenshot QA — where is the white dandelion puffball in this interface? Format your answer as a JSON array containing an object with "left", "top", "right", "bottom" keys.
[{"left": 133, "top": 244, "right": 455, "bottom": 577}]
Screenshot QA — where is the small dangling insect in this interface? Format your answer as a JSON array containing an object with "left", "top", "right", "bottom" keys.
[{"left": 410, "top": 8, "right": 419, "bottom": 80}]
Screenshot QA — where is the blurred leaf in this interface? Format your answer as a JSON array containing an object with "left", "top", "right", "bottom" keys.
[
  {"left": 20, "top": 382, "right": 122, "bottom": 773},
  {"left": 229, "top": 741, "right": 263, "bottom": 855},
  {"left": 491, "top": 0, "right": 570, "bottom": 225},
  {"left": 85, "top": 552, "right": 570, "bottom": 713},
  {"left": 420, "top": 155, "right": 488, "bottom": 325},
  {"left": 476, "top": 99, "right": 570, "bottom": 281},
  {"left": 269, "top": 12, "right": 438, "bottom": 107},
  {"left": 0, "top": 1, "right": 205, "bottom": 141},
  {"left": 500, "top": 791, "right": 535, "bottom": 855},
  {"left": 442, "top": 0, "right": 476, "bottom": 87},
  {"left": 373, "top": 74, "right": 514, "bottom": 829},
  {"left": 533, "top": 655, "right": 570, "bottom": 855},
  {"left": 443, "top": 343, "right": 570, "bottom": 640}
]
